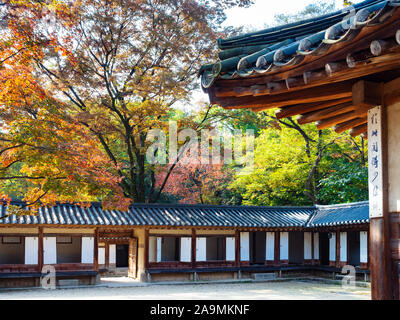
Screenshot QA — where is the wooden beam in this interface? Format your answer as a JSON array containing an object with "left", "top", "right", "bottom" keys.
[
  {"left": 370, "top": 39, "right": 399, "bottom": 56},
  {"left": 221, "top": 81, "right": 353, "bottom": 111},
  {"left": 334, "top": 117, "right": 367, "bottom": 134},
  {"left": 275, "top": 98, "right": 351, "bottom": 119},
  {"left": 352, "top": 80, "right": 382, "bottom": 109},
  {"left": 316, "top": 111, "right": 360, "bottom": 130},
  {"left": 325, "top": 61, "right": 348, "bottom": 77},
  {"left": 297, "top": 102, "right": 353, "bottom": 125},
  {"left": 346, "top": 50, "right": 374, "bottom": 68},
  {"left": 303, "top": 69, "right": 326, "bottom": 85},
  {"left": 384, "top": 76, "right": 400, "bottom": 106},
  {"left": 349, "top": 123, "right": 368, "bottom": 137}
]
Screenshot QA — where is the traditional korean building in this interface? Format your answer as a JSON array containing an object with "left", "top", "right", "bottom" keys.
[
  {"left": 0, "top": 201, "right": 369, "bottom": 287},
  {"left": 198, "top": 0, "right": 400, "bottom": 299}
]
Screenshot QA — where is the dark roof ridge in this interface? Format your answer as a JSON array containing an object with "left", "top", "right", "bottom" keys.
[
  {"left": 315, "top": 201, "right": 369, "bottom": 210},
  {"left": 217, "top": 0, "right": 380, "bottom": 49},
  {"left": 6, "top": 200, "right": 316, "bottom": 211}
]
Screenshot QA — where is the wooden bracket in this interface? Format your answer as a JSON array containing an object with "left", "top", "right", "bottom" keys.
[{"left": 352, "top": 80, "right": 382, "bottom": 114}]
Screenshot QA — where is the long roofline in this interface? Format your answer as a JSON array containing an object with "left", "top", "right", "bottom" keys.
[
  {"left": 217, "top": 0, "right": 379, "bottom": 49},
  {"left": 0, "top": 200, "right": 369, "bottom": 228}
]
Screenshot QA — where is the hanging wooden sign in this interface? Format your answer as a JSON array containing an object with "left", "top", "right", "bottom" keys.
[{"left": 368, "top": 106, "right": 383, "bottom": 218}]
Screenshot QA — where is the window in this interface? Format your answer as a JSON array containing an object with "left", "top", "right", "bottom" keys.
[
  {"left": 56, "top": 236, "right": 72, "bottom": 244},
  {"left": 0, "top": 236, "right": 24, "bottom": 264},
  {"left": 2, "top": 236, "right": 21, "bottom": 244},
  {"left": 148, "top": 236, "right": 181, "bottom": 263},
  {"left": 161, "top": 237, "right": 180, "bottom": 262},
  {"left": 206, "top": 236, "right": 225, "bottom": 261},
  {"left": 56, "top": 236, "right": 81, "bottom": 263}
]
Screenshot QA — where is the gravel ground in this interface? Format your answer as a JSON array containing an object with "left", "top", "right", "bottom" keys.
[{"left": 0, "top": 280, "right": 370, "bottom": 300}]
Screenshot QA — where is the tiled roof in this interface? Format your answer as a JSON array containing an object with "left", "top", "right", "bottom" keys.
[
  {"left": 0, "top": 201, "right": 369, "bottom": 228},
  {"left": 199, "top": 0, "right": 400, "bottom": 89},
  {"left": 307, "top": 201, "right": 369, "bottom": 227}
]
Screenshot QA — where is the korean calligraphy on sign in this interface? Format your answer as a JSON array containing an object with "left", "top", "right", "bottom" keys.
[{"left": 368, "top": 106, "right": 383, "bottom": 218}]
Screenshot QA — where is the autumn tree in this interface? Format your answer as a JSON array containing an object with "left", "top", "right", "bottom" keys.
[{"left": 0, "top": 0, "right": 252, "bottom": 209}]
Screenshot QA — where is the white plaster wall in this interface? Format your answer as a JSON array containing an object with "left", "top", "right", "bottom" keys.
[
  {"left": 313, "top": 233, "right": 319, "bottom": 260},
  {"left": 387, "top": 101, "right": 400, "bottom": 212},
  {"left": 304, "top": 232, "right": 312, "bottom": 260},
  {"left": 360, "top": 231, "right": 368, "bottom": 263},
  {"left": 340, "top": 232, "right": 347, "bottom": 262},
  {"left": 329, "top": 233, "right": 336, "bottom": 262}
]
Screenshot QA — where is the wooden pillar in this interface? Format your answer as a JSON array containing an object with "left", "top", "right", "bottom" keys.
[
  {"left": 368, "top": 101, "right": 393, "bottom": 299},
  {"left": 94, "top": 228, "right": 99, "bottom": 272},
  {"left": 235, "top": 230, "right": 240, "bottom": 267},
  {"left": 191, "top": 228, "right": 196, "bottom": 269},
  {"left": 105, "top": 243, "right": 110, "bottom": 270},
  {"left": 128, "top": 237, "right": 137, "bottom": 278},
  {"left": 144, "top": 229, "right": 149, "bottom": 270},
  {"left": 38, "top": 226, "right": 43, "bottom": 272},
  {"left": 274, "top": 232, "right": 280, "bottom": 266}
]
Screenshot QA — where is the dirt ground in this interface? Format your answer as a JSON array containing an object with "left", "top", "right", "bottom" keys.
[{"left": 0, "top": 280, "right": 371, "bottom": 300}]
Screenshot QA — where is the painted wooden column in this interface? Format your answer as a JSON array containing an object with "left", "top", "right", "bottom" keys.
[
  {"left": 94, "top": 228, "right": 99, "bottom": 271},
  {"left": 191, "top": 229, "right": 196, "bottom": 269},
  {"left": 38, "top": 227, "right": 43, "bottom": 272},
  {"left": 274, "top": 232, "right": 280, "bottom": 265}
]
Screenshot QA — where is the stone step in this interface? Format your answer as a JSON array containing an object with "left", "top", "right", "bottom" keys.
[{"left": 252, "top": 273, "right": 276, "bottom": 280}]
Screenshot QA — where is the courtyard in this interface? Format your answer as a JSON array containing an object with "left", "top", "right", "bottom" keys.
[{"left": 0, "top": 280, "right": 370, "bottom": 300}]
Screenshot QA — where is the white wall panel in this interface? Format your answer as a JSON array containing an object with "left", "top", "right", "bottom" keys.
[
  {"left": 81, "top": 236, "right": 94, "bottom": 263},
  {"left": 180, "top": 237, "right": 191, "bottom": 262},
  {"left": 109, "top": 244, "right": 116, "bottom": 264},
  {"left": 266, "top": 232, "right": 275, "bottom": 261},
  {"left": 329, "top": 233, "right": 336, "bottom": 262},
  {"left": 25, "top": 237, "right": 38, "bottom": 265},
  {"left": 196, "top": 237, "right": 206, "bottom": 261},
  {"left": 98, "top": 247, "right": 105, "bottom": 265},
  {"left": 240, "top": 232, "right": 249, "bottom": 261},
  {"left": 304, "top": 232, "right": 312, "bottom": 260},
  {"left": 226, "top": 237, "right": 235, "bottom": 261},
  {"left": 43, "top": 237, "right": 57, "bottom": 264},
  {"left": 340, "top": 232, "right": 347, "bottom": 262},
  {"left": 313, "top": 233, "right": 319, "bottom": 260},
  {"left": 280, "top": 232, "right": 288, "bottom": 260},
  {"left": 360, "top": 231, "right": 368, "bottom": 263}
]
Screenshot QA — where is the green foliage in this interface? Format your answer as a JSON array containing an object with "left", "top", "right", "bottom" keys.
[{"left": 318, "top": 159, "right": 368, "bottom": 204}]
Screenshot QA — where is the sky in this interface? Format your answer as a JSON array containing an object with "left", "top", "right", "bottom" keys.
[{"left": 187, "top": 0, "right": 364, "bottom": 110}]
